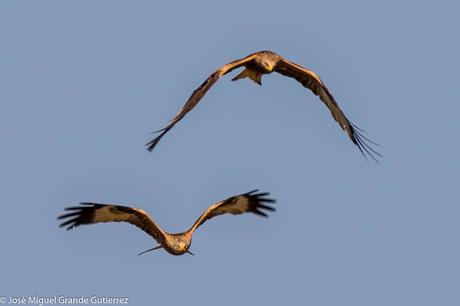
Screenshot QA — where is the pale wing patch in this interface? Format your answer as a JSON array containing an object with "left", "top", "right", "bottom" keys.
[
  {"left": 189, "top": 190, "right": 276, "bottom": 233},
  {"left": 91, "top": 206, "right": 131, "bottom": 223},
  {"left": 226, "top": 196, "right": 251, "bottom": 215}
]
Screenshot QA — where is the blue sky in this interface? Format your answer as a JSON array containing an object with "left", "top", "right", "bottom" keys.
[{"left": 1, "top": 1, "right": 459, "bottom": 305}]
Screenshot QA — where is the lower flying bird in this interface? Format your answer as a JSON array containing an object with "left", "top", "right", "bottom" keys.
[
  {"left": 146, "top": 50, "right": 380, "bottom": 161},
  {"left": 58, "top": 190, "right": 275, "bottom": 256}
]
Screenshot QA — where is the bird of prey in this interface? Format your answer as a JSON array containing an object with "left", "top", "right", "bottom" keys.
[
  {"left": 146, "top": 50, "right": 380, "bottom": 161},
  {"left": 58, "top": 190, "right": 275, "bottom": 256}
]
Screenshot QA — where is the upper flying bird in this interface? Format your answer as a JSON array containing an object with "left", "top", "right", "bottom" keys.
[
  {"left": 146, "top": 50, "right": 380, "bottom": 161},
  {"left": 58, "top": 190, "right": 275, "bottom": 256}
]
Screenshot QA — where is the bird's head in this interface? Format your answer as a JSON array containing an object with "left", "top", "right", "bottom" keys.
[
  {"left": 174, "top": 241, "right": 194, "bottom": 255},
  {"left": 259, "top": 59, "right": 274, "bottom": 72},
  {"left": 178, "top": 241, "right": 189, "bottom": 250},
  {"left": 254, "top": 53, "right": 276, "bottom": 72}
]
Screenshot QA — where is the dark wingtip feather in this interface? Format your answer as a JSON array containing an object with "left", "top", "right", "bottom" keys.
[
  {"left": 145, "top": 134, "right": 163, "bottom": 152},
  {"left": 57, "top": 203, "right": 100, "bottom": 230},
  {"left": 145, "top": 125, "right": 174, "bottom": 152},
  {"left": 257, "top": 203, "right": 276, "bottom": 211},
  {"left": 63, "top": 206, "right": 83, "bottom": 211},
  {"left": 59, "top": 218, "right": 78, "bottom": 228},
  {"left": 57, "top": 211, "right": 80, "bottom": 220},
  {"left": 253, "top": 210, "right": 269, "bottom": 218},
  {"left": 245, "top": 190, "right": 276, "bottom": 218},
  {"left": 349, "top": 122, "right": 382, "bottom": 163}
]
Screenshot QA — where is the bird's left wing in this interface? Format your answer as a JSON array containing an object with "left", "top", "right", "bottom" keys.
[
  {"left": 188, "top": 190, "right": 276, "bottom": 233},
  {"left": 58, "top": 203, "right": 167, "bottom": 245},
  {"left": 274, "top": 58, "right": 381, "bottom": 161},
  {"left": 146, "top": 53, "right": 258, "bottom": 152}
]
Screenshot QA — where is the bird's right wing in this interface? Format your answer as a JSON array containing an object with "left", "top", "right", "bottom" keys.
[
  {"left": 58, "top": 203, "right": 167, "bottom": 245},
  {"left": 274, "top": 57, "right": 381, "bottom": 161},
  {"left": 145, "top": 53, "right": 258, "bottom": 152},
  {"left": 188, "top": 190, "right": 276, "bottom": 234}
]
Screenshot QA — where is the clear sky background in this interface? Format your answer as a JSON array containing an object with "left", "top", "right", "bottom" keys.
[{"left": 1, "top": 1, "right": 459, "bottom": 305}]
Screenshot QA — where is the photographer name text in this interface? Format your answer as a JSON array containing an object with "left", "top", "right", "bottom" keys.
[{"left": 0, "top": 295, "right": 128, "bottom": 305}]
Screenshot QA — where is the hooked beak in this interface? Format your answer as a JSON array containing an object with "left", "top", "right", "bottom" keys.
[{"left": 137, "top": 245, "right": 163, "bottom": 256}]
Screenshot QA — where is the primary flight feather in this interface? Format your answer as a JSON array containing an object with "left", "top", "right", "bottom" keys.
[
  {"left": 146, "top": 50, "right": 380, "bottom": 161},
  {"left": 58, "top": 190, "right": 275, "bottom": 256}
]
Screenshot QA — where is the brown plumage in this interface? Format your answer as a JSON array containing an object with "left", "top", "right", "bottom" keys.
[
  {"left": 58, "top": 190, "right": 275, "bottom": 256},
  {"left": 146, "top": 50, "right": 380, "bottom": 161}
]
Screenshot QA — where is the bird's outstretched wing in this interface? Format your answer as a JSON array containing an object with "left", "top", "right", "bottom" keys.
[
  {"left": 58, "top": 203, "right": 167, "bottom": 245},
  {"left": 274, "top": 58, "right": 381, "bottom": 161},
  {"left": 189, "top": 190, "right": 276, "bottom": 233},
  {"left": 146, "top": 53, "right": 258, "bottom": 152}
]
